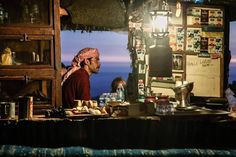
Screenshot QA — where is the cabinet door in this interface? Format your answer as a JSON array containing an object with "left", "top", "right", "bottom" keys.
[
  {"left": 0, "top": 0, "right": 61, "bottom": 110},
  {"left": 0, "top": 0, "right": 51, "bottom": 26},
  {"left": 0, "top": 78, "right": 54, "bottom": 112},
  {"left": 0, "top": 35, "right": 54, "bottom": 68}
]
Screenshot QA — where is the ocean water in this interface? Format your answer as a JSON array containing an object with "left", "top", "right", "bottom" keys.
[
  {"left": 90, "top": 62, "right": 132, "bottom": 98},
  {"left": 63, "top": 61, "right": 132, "bottom": 99},
  {"left": 229, "top": 63, "right": 236, "bottom": 84},
  {"left": 63, "top": 61, "right": 236, "bottom": 98}
]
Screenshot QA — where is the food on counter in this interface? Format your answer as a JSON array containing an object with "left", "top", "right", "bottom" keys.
[
  {"left": 69, "top": 100, "right": 108, "bottom": 116},
  {"left": 45, "top": 100, "right": 108, "bottom": 118},
  {"left": 45, "top": 107, "right": 67, "bottom": 118},
  {"left": 88, "top": 108, "right": 101, "bottom": 115},
  {"left": 111, "top": 109, "right": 128, "bottom": 117}
]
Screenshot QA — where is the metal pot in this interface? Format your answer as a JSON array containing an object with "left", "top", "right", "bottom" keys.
[{"left": 173, "top": 82, "right": 194, "bottom": 108}]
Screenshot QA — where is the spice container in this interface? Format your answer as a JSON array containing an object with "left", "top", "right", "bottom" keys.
[
  {"left": 0, "top": 101, "right": 15, "bottom": 119},
  {"left": 0, "top": 102, "right": 9, "bottom": 119},
  {"left": 18, "top": 96, "right": 33, "bottom": 120}
]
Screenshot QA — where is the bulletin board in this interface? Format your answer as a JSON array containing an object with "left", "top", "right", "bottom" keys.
[{"left": 186, "top": 55, "right": 223, "bottom": 97}]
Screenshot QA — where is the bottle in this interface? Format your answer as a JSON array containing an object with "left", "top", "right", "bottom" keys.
[
  {"left": 30, "top": 4, "right": 40, "bottom": 24},
  {"left": 161, "top": 1, "right": 166, "bottom": 10},
  {"left": 104, "top": 93, "right": 111, "bottom": 105},
  {"left": 0, "top": 3, "right": 4, "bottom": 24},
  {"left": 99, "top": 93, "right": 105, "bottom": 107},
  {"left": 3, "top": 11, "right": 9, "bottom": 24},
  {"left": 165, "top": 1, "right": 169, "bottom": 11},
  {"left": 11, "top": 51, "right": 16, "bottom": 65},
  {"left": 116, "top": 85, "right": 125, "bottom": 102},
  {"left": 22, "top": 4, "right": 30, "bottom": 23}
]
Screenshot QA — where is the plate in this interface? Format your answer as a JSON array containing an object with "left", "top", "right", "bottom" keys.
[
  {"left": 206, "top": 103, "right": 224, "bottom": 106},
  {"left": 176, "top": 105, "right": 199, "bottom": 111},
  {"left": 66, "top": 113, "right": 109, "bottom": 119}
]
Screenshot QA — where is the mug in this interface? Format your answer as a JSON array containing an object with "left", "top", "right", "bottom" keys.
[{"left": 74, "top": 100, "right": 82, "bottom": 108}]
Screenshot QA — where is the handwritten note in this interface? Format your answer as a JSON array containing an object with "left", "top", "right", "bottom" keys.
[
  {"left": 186, "top": 55, "right": 221, "bottom": 75},
  {"left": 186, "top": 55, "right": 222, "bottom": 97}
]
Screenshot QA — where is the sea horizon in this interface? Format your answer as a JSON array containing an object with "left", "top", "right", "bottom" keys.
[
  {"left": 229, "top": 63, "right": 236, "bottom": 84},
  {"left": 62, "top": 61, "right": 132, "bottom": 99},
  {"left": 62, "top": 61, "right": 236, "bottom": 98}
]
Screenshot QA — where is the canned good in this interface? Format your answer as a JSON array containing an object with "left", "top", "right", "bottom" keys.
[
  {"left": 0, "top": 101, "right": 15, "bottom": 119},
  {"left": 0, "top": 102, "right": 9, "bottom": 119},
  {"left": 9, "top": 102, "right": 15, "bottom": 119},
  {"left": 18, "top": 96, "right": 33, "bottom": 120}
]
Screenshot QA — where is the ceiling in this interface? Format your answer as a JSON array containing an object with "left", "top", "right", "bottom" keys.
[{"left": 60, "top": 0, "right": 236, "bottom": 32}]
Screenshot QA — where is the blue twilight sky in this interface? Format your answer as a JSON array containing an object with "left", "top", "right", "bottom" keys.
[
  {"left": 230, "top": 22, "right": 236, "bottom": 64},
  {"left": 61, "top": 21, "right": 236, "bottom": 64},
  {"left": 61, "top": 31, "right": 130, "bottom": 63}
]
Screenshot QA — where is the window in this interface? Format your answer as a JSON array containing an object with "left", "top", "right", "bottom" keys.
[{"left": 60, "top": 31, "right": 131, "bottom": 98}]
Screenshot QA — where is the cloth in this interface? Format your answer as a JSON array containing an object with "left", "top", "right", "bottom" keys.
[
  {"left": 61, "top": 48, "right": 99, "bottom": 86},
  {"left": 225, "top": 88, "right": 236, "bottom": 106},
  {"left": 62, "top": 68, "right": 91, "bottom": 108}
]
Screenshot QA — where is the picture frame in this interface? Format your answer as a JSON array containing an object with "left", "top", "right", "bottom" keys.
[
  {"left": 172, "top": 53, "right": 184, "bottom": 72},
  {"left": 169, "top": 26, "right": 185, "bottom": 52},
  {"left": 172, "top": 73, "right": 184, "bottom": 82}
]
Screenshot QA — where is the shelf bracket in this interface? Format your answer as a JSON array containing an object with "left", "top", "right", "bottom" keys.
[{"left": 20, "top": 33, "right": 30, "bottom": 42}]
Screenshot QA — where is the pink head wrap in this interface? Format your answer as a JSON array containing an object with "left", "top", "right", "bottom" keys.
[
  {"left": 71, "top": 48, "right": 99, "bottom": 67},
  {"left": 61, "top": 48, "right": 100, "bottom": 86}
]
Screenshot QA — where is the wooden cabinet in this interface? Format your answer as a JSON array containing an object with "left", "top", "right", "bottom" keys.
[{"left": 0, "top": 0, "right": 61, "bottom": 113}]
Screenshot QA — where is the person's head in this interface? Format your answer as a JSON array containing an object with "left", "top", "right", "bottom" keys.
[
  {"left": 111, "top": 77, "right": 126, "bottom": 93},
  {"left": 61, "top": 48, "right": 101, "bottom": 86},
  {"left": 72, "top": 48, "right": 101, "bottom": 75}
]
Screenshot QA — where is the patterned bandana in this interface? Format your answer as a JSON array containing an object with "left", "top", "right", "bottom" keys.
[{"left": 61, "top": 48, "right": 100, "bottom": 86}]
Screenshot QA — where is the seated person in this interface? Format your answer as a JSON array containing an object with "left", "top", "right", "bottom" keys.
[
  {"left": 111, "top": 77, "right": 126, "bottom": 93},
  {"left": 111, "top": 77, "right": 127, "bottom": 101}
]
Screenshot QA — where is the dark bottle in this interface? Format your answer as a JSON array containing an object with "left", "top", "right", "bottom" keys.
[
  {"left": 22, "top": 4, "right": 30, "bottom": 23},
  {"left": 3, "top": 11, "right": 9, "bottom": 24},
  {"left": 30, "top": 4, "right": 40, "bottom": 24},
  {"left": 0, "top": 3, "right": 4, "bottom": 24}
]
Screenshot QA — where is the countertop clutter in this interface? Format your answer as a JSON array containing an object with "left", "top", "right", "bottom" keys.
[
  {"left": 0, "top": 98, "right": 235, "bottom": 150},
  {"left": 0, "top": 95, "right": 231, "bottom": 121},
  {"left": 42, "top": 100, "right": 230, "bottom": 120}
]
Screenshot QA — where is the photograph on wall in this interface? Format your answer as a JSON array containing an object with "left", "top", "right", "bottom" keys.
[
  {"left": 200, "top": 37, "right": 208, "bottom": 52},
  {"left": 169, "top": 26, "right": 185, "bottom": 51},
  {"left": 172, "top": 73, "right": 183, "bottom": 81},
  {"left": 136, "top": 49, "right": 145, "bottom": 61},
  {"left": 187, "top": 16, "right": 201, "bottom": 25},
  {"left": 201, "top": 9, "right": 209, "bottom": 25},
  {"left": 215, "top": 37, "right": 223, "bottom": 53},
  {"left": 172, "top": 53, "right": 184, "bottom": 72},
  {"left": 187, "top": 7, "right": 201, "bottom": 25},
  {"left": 207, "top": 8, "right": 224, "bottom": 27},
  {"left": 186, "top": 28, "right": 202, "bottom": 53},
  {"left": 176, "top": 27, "right": 185, "bottom": 51}
]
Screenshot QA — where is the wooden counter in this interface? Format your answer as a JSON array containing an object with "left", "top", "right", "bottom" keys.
[{"left": 0, "top": 109, "right": 235, "bottom": 149}]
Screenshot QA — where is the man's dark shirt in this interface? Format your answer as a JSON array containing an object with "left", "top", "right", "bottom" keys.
[{"left": 62, "top": 68, "right": 91, "bottom": 108}]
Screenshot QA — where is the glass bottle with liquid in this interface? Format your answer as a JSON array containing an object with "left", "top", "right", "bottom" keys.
[
  {"left": 3, "top": 11, "right": 9, "bottom": 24},
  {"left": 116, "top": 85, "right": 125, "bottom": 102},
  {"left": 30, "top": 4, "right": 40, "bottom": 24},
  {"left": 22, "top": 4, "right": 30, "bottom": 23},
  {"left": 0, "top": 3, "right": 4, "bottom": 24}
]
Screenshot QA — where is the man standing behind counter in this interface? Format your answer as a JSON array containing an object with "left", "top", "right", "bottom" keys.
[{"left": 61, "top": 48, "right": 101, "bottom": 108}]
